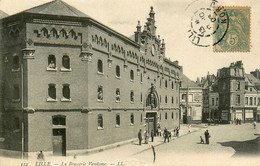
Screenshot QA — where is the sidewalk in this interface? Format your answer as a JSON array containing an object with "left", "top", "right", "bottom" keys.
[
  {"left": 74, "top": 123, "right": 208, "bottom": 161},
  {"left": 0, "top": 124, "right": 208, "bottom": 163}
]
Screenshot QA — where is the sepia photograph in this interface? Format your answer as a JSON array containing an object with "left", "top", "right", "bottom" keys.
[{"left": 0, "top": 0, "right": 259, "bottom": 165}]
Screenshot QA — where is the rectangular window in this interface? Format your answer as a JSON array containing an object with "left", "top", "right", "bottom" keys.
[
  {"left": 188, "top": 94, "right": 193, "bottom": 102},
  {"left": 245, "top": 97, "right": 248, "bottom": 105},
  {"left": 212, "top": 98, "right": 215, "bottom": 106},
  {"left": 12, "top": 56, "right": 20, "bottom": 70},
  {"left": 181, "top": 94, "right": 186, "bottom": 101},
  {"left": 97, "top": 86, "right": 103, "bottom": 101},
  {"left": 254, "top": 97, "right": 256, "bottom": 105},
  {"left": 237, "top": 82, "right": 240, "bottom": 90},
  {"left": 98, "top": 114, "right": 103, "bottom": 129},
  {"left": 13, "top": 85, "right": 19, "bottom": 100},
  {"left": 116, "top": 114, "right": 120, "bottom": 127},
  {"left": 47, "top": 55, "right": 56, "bottom": 70},
  {"left": 236, "top": 95, "right": 240, "bottom": 104},
  {"left": 216, "top": 97, "right": 219, "bottom": 106},
  {"left": 250, "top": 97, "right": 253, "bottom": 105}
]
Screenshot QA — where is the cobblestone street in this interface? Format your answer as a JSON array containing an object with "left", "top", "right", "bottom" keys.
[{"left": 0, "top": 123, "right": 259, "bottom": 166}]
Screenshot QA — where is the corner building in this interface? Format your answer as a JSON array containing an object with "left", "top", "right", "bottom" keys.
[{"left": 0, "top": 0, "right": 182, "bottom": 157}]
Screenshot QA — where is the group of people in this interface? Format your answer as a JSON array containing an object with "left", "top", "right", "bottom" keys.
[
  {"left": 235, "top": 118, "right": 242, "bottom": 125},
  {"left": 200, "top": 130, "right": 210, "bottom": 144},
  {"left": 138, "top": 126, "right": 181, "bottom": 145},
  {"left": 138, "top": 129, "right": 155, "bottom": 145}
]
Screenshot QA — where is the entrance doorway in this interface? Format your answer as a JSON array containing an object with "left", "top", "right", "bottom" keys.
[
  {"left": 53, "top": 129, "right": 66, "bottom": 156},
  {"left": 146, "top": 113, "right": 157, "bottom": 134}
]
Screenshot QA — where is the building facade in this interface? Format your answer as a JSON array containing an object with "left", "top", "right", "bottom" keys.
[
  {"left": 200, "top": 61, "right": 260, "bottom": 124},
  {"left": 0, "top": 0, "right": 182, "bottom": 158},
  {"left": 180, "top": 74, "right": 202, "bottom": 124},
  {"left": 198, "top": 74, "right": 218, "bottom": 123}
]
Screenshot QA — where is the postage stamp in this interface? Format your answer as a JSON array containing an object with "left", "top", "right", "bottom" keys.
[{"left": 213, "top": 6, "right": 251, "bottom": 52}]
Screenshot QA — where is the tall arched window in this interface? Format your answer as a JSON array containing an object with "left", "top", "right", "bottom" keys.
[
  {"left": 62, "top": 84, "right": 70, "bottom": 99},
  {"left": 98, "top": 60, "right": 103, "bottom": 73},
  {"left": 172, "top": 81, "right": 174, "bottom": 89},
  {"left": 62, "top": 55, "right": 70, "bottom": 69},
  {"left": 165, "top": 80, "right": 168, "bottom": 88},
  {"left": 116, "top": 114, "right": 120, "bottom": 127},
  {"left": 140, "top": 73, "right": 143, "bottom": 83},
  {"left": 130, "top": 70, "right": 134, "bottom": 81},
  {"left": 165, "top": 96, "right": 168, "bottom": 103},
  {"left": 116, "top": 65, "right": 120, "bottom": 78},
  {"left": 130, "top": 113, "right": 134, "bottom": 125},
  {"left": 48, "top": 84, "right": 56, "bottom": 99}
]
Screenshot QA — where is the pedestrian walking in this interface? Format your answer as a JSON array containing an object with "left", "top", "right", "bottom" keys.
[
  {"left": 145, "top": 130, "right": 149, "bottom": 144},
  {"left": 173, "top": 128, "right": 176, "bottom": 137},
  {"left": 253, "top": 121, "right": 257, "bottom": 129},
  {"left": 157, "top": 124, "right": 161, "bottom": 136},
  {"left": 151, "top": 129, "right": 154, "bottom": 142},
  {"left": 163, "top": 128, "right": 169, "bottom": 143},
  {"left": 168, "top": 130, "right": 172, "bottom": 140},
  {"left": 204, "top": 130, "right": 210, "bottom": 144},
  {"left": 176, "top": 127, "right": 179, "bottom": 137},
  {"left": 37, "top": 151, "right": 44, "bottom": 160},
  {"left": 138, "top": 129, "right": 142, "bottom": 145}
]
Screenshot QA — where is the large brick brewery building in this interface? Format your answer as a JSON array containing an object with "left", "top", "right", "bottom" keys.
[{"left": 0, "top": 0, "right": 182, "bottom": 157}]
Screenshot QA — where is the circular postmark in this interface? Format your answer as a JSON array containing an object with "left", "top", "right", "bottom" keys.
[{"left": 188, "top": 6, "right": 229, "bottom": 47}]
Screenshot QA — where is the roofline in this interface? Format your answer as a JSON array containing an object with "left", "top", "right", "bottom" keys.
[
  {"left": 164, "top": 58, "right": 182, "bottom": 70},
  {"left": 88, "top": 18, "right": 140, "bottom": 48},
  {"left": 3, "top": 11, "right": 141, "bottom": 48}
]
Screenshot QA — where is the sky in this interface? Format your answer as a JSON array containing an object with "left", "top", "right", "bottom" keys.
[{"left": 0, "top": 0, "right": 259, "bottom": 81}]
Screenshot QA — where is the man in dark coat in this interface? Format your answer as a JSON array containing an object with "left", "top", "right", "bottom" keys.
[
  {"left": 151, "top": 129, "right": 154, "bottom": 142},
  {"left": 163, "top": 128, "right": 169, "bottom": 143},
  {"left": 138, "top": 129, "right": 142, "bottom": 145},
  {"left": 176, "top": 127, "right": 179, "bottom": 137},
  {"left": 204, "top": 130, "right": 210, "bottom": 144}
]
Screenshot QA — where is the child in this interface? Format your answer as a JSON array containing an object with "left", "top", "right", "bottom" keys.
[{"left": 200, "top": 136, "right": 204, "bottom": 144}]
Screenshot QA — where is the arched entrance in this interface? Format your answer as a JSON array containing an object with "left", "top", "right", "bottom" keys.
[{"left": 144, "top": 83, "right": 159, "bottom": 134}]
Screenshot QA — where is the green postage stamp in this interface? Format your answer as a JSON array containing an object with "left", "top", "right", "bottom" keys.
[{"left": 214, "top": 6, "right": 251, "bottom": 52}]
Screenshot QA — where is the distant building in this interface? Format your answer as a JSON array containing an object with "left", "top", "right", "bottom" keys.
[
  {"left": 200, "top": 61, "right": 260, "bottom": 124},
  {"left": 250, "top": 69, "right": 260, "bottom": 79},
  {"left": 0, "top": 10, "right": 8, "bottom": 149},
  {"left": 198, "top": 73, "right": 218, "bottom": 122},
  {"left": 0, "top": 0, "right": 182, "bottom": 158},
  {"left": 180, "top": 74, "right": 202, "bottom": 124}
]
